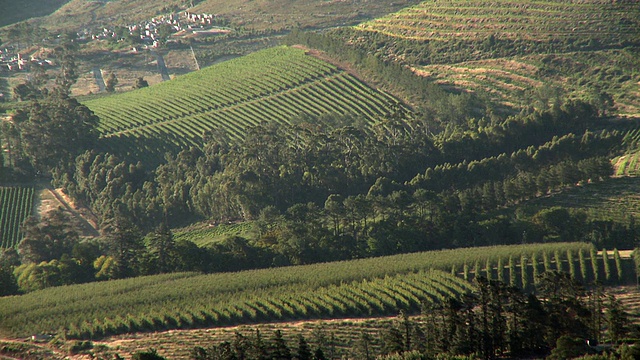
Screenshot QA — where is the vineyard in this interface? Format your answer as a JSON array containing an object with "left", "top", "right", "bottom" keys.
[
  {"left": 355, "top": 0, "right": 640, "bottom": 43},
  {"left": 174, "top": 222, "right": 253, "bottom": 247},
  {"left": 414, "top": 49, "right": 640, "bottom": 116},
  {"left": 0, "top": 242, "right": 619, "bottom": 340},
  {"left": 0, "top": 186, "right": 35, "bottom": 249},
  {"left": 85, "top": 46, "right": 405, "bottom": 163}
]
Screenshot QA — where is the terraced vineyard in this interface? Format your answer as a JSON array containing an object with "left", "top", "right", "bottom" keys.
[
  {"left": 414, "top": 49, "right": 640, "bottom": 116},
  {"left": 0, "top": 242, "right": 595, "bottom": 339},
  {"left": 355, "top": 0, "right": 640, "bottom": 43},
  {"left": 0, "top": 186, "right": 35, "bottom": 249},
  {"left": 85, "top": 46, "right": 405, "bottom": 163}
]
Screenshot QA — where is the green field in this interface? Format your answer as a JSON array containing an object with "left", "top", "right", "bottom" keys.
[
  {"left": 356, "top": 0, "right": 640, "bottom": 43},
  {"left": 85, "top": 46, "right": 405, "bottom": 163},
  {"left": 0, "top": 242, "right": 598, "bottom": 339},
  {"left": 0, "top": 186, "right": 35, "bottom": 249},
  {"left": 174, "top": 222, "right": 253, "bottom": 247}
]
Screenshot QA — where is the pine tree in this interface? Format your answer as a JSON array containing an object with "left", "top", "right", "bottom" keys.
[
  {"left": 509, "top": 256, "right": 517, "bottom": 287},
  {"left": 296, "top": 334, "right": 312, "bottom": 360},
  {"left": 497, "top": 257, "right": 504, "bottom": 283},
  {"left": 532, "top": 253, "right": 540, "bottom": 285},
  {"left": 614, "top": 248, "right": 623, "bottom": 282},
  {"left": 591, "top": 247, "right": 600, "bottom": 283},
  {"left": 554, "top": 250, "right": 563, "bottom": 272},
  {"left": 486, "top": 258, "right": 493, "bottom": 280},
  {"left": 567, "top": 249, "right": 576, "bottom": 280},
  {"left": 606, "top": 294, "right": 629, "bottom": 344},
  {"left": 520, "top": 255, "right": 529, "bottom": 291},
  {"left": 603, "top": 248, "right": 611, "bottom": 282},
  {"left": 579, "top": 249, "right": 588, "bottom": 282},
  {"left": 543, "top": 251, "right": 552, "bottom": 273},
  {"left": 268, "top": 330, "right": 292, "bottom": 360}
]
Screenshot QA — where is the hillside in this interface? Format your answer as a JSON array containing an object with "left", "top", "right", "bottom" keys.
[
  {"left": 84, "top": 46, "right": 405, "bottom": 163},
  {"left": 0, "top": 0, "right": 71, "bottom": 28},
  {"left": 0, "top": 242, "right": 593, "bottom": 339},
  {"left": 301, "top": 0, "right": 640, "bottom": 117},
  {"left": 414, "top": 49, "right": 640, "bottom": 117},
  {"left": 355, "top": 0, "right": 640, "bottom": 45},
  {"left": 24, "top": 0, "right": 421, "bottom": 34}
]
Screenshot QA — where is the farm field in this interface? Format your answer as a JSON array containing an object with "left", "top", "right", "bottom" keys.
[
  {"left": 355, "top": 0, "right": 640, "bottom": 43},
  {"left": 0, "top": 186, "right": 35, "bottom": 249},
  {"left": 174, "top": 222, "right": 254, "bottom": 247},
  {"left": 414, "top": 49, "right": 640, "bottom": 116},
  {"left": 515, "top": 176, "right": 640, "bottom": 223},
  {"left": 0, "top": 242, "right": 599, "bottom": 340},
  {"left": 84, "top": 46, "right": 405, "bottom": 163}
]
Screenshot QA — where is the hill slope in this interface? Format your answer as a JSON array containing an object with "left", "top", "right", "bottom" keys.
[
  {"left": 27, "top": 0, "right": 420, "bottom": 34},
  {"left": 0, "top": 0, "right": 71, "bottom": 28},
  {"left": 355, "top": 0, "right": 640, "bottom": 44},
  {"left": 85, "top": 46, "right": 405, "bottom": 163}
]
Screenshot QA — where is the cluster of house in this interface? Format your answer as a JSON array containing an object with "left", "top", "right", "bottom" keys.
[
  {"left": 0, "top": 48, "right": 53, "bottom": 72},
  {"left": 76, "top": 12, "right": 227, "bottom": 48}
]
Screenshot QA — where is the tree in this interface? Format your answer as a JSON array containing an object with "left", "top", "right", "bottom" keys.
[
  {"left": 18, "top": 209, "right": 79, "bottom": 264},
  {"left": 131, "top": 348, "right": 166, "bottom": 360},
  {"left": 105, "top": 73, "right": 118, "bottom": 93},
  {"left": 53, "top": 41, "right": 79, "bottom": 94},
  {"left": 606, "top": 295, "right": 629, "bottom": 344},
  {"left": 145, "top": 223, "right": 177, "bottom": 274},
  {"left": 296, "top": 334, "right": 312, "bottom": 360},
  {"left": 0, "top": 264, "right": 19, "bottom": 296},
  {"left": 134, "top": 77, "right": 149, "bottom": 89},
  {"left": 103, "top": 216, "right": 145, "bottom": 278},
  {"left": 15, "top": 95, "right": 99, "bottom": 174},
  {"left": 268, "top": 330, "right": 291, "bottom": 360}
]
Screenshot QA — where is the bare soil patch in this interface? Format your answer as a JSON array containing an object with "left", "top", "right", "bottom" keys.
[{"left": 35, "top": 182, "right": 100, "bottom": 237}]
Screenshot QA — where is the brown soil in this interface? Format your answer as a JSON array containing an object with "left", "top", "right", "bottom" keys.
[{"left": 35, "top": 182, "right": 100, "bottom": 237}]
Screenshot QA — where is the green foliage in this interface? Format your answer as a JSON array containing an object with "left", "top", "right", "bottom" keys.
[
  {"left": 352, "top": 0, "right": 640, "bottom": 63},
  {"left": 548, "top": 336, "right": 591, "bottom": 360},
  {"left": 0, "top": 242, "right": 591, "bottom": 339},
  {"left": 13, "top": 94, "right": 98, "bottom": 174},
  {"left": 591, "top": 247, "right": 600, "bottom": 282},
  {"left": 85, "top": 46, "right": 404, "bottom": 165},
  {"left": 614, "top": 248, "right": 623, "bottom": 282},
  {"left": 603, "top": 248, "right": 612, "bottom": 282},
  {"left": 0, "top": 186, "right": 34, "bottom": 248}
]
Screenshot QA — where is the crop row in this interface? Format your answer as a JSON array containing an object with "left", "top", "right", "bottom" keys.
[
  {"left": 0, "top": 186, "right": 35, "bottom": 249},
  {"left": 84, "top": 46, "right": 402, "bottom": 162},
  {"left": 357, "top": 0, "right": 640, "bottom": 41},
  {"left": 0, "top": 242, "right": 593, "bottom": 338}
]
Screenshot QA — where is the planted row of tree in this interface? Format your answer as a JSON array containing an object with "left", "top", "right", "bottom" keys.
[{"left": 0, "top": 242, "right": 590, "bottom": 338}]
